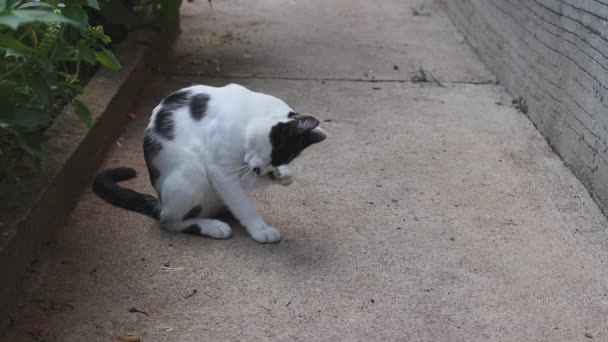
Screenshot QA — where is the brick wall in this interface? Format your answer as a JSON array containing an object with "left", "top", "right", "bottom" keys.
[{"left": 440, "top": 0, "right": 608, "bottom": 215}]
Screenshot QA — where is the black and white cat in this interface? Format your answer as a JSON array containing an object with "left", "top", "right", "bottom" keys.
[{"left": 93, "top": 83, "right": 327, "bottom": 243}]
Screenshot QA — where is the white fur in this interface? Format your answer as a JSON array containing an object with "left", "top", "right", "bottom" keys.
[{"left": 146, "top": 84, "right": 304, "bottom": 243}]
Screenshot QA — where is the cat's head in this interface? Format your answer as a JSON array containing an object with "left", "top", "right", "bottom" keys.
[{"left": 245, "top": 112, "right": 327, "bottom": 175}]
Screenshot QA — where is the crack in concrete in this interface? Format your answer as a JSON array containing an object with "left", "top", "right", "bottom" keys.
[{"left": 154, "top": 71, "right": 498, "bottom": 86}]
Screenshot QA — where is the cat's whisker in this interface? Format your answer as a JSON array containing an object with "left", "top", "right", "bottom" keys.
[
  {"left": 247, "top": 171, "right": 257, "bottom": 188},
  {"left": 240, "top": 167, "right": 253, "bottom": 182},
  {"left": 227, "top": 169, "right": 245, "bottom": 176},
  {"left": 224, "top": 164, "right": 249, "bottom": 175},
  {"left": 235, "top": 164, "right": 250, "bottom": 171},
  {"left": 225, "top": 164, "right": 248, "bottom": 173}
]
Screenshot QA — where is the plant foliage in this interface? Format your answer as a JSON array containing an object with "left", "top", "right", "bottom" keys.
[{"left": 0, "top": 0, "right": 181, "bottom": 179}]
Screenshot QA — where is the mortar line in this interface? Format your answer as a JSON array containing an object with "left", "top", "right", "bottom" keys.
[{"left": 154, "top": 71, "right": 498, "bottom": 86}]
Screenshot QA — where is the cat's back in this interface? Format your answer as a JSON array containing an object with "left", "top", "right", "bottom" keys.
[
  {"left": 190, "top": 83, "right": 284, "bottom": 118},
  {"left": 149, "top": 83, "right": 256, "bottom": 124},
  {"left": 188, "top": 83, "right": 251, "bottom": 107},
  {"left": 146, "top": 83, "right": 290, "bottom": 145}
]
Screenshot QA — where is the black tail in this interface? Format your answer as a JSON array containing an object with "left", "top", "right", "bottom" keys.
[{"left": 93, "top": 167, "right": 160, "bottom": 220}]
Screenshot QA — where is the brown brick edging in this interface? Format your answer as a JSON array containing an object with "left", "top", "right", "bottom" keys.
[{"left": 0, "top": 20, "right": 179, "bottom": 328}]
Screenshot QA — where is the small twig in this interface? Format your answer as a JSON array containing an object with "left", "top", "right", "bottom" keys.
[
  {"left": 184, "top": 289, "right": 198, "bottom": 299},
  {"left": 161, "top": 266, "right": 184, "bottom": 271},
  {"left": 128, "top": 307, "right": 150, "bottom": 317},
  {"left": 429, "top": 72, "right": 445, "bottom": 87},
  {"left": 258, "top": 305, "right": 271, "bottom": 313}
]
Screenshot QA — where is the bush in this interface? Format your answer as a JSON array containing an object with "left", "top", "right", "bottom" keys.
[{"left": 0, "top": 0, "right": 181, "bottom": 180}]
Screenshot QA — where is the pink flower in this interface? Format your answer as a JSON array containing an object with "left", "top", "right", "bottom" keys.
[{"left": 30, "top": 326, "right": 42, "bottom": 336}]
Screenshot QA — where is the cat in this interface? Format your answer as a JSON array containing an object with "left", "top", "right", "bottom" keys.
[{"left": 93, "top": 83, "right": 327, "bottom": 243}]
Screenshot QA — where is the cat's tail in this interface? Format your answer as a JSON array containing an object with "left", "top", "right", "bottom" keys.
[{"left": 93, "top": 167, "right": 160, "bottom": 220}]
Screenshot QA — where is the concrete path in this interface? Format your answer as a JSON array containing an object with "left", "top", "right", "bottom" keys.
[{"left": 4, "top": 1, "right": 608, "bottom": 341}]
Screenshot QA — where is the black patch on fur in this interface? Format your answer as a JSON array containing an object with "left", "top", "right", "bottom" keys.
[
  {"left": 182, "top": 224, "right": 201, "bottom": 235},
  {"left": 211, "top": 206, "right": 233, "bottom": 219},
  {"left": 154, "top": 108, "right": 175, "bottom": 140},
  {"left": 269, "top": 115, "right": 325, "bottom": 166},
  {"left": 288, "top": 111, "right": 298, "bottom": 118},
  {"left": 143, "top": 131, "right": 163, "bottom": 185},
  {"left": 163, "top": 89, "right": 190, "bottom": 109},
  {"left": 183, "top": 205, "right": 202, "bottom": 221},
  {"left": 143, "top": 131, "right": 163, "bottom": 159},
  {"left": 147, "top": 164, "right": 160, "bottom": 186},
  {"left": 189, "top": 93, "right": 210, "bottom": 120},
  {"left": 269, "top": 142, "right": 301, "bottom": 166},
  {"left": 269, "top": 123, "right": 303, "bottom": 166},
  {"left": 154, "top": 89, "right": 191, "bottom": 140}
]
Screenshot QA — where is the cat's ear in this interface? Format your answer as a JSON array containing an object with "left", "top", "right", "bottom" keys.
[
  {"left": 302, "top": 127, "right": 328, "bottom": 148},
  {"left": 293, "top": 114, "right": 320, "bottom": 133},
  {"left": 293, "top": 114, "right": 327, "bottom": 147}
]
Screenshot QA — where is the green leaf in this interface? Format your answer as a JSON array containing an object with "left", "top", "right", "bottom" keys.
[
  {"left": 34, "top": 54, "right": 54, "bottom": 71},
  {"left": 0, "top": 12, "right": 21, "bottom": 30},
  {"left": 73, "top": 99, "right": 92, "bottom": 127},
  {"left": 54, "top": 38, "right": 79, "bottom": 61},
  {"left": 5, "top": 47, "right": 27, "bottom": 57},
  {"left": 6, "top": 0, "right": 21, "bottom": 10},
  {"left": 13, "top": 9, "right": 79, "bottom": 25},
  {"left": 0, "top": 0, "right": 7, "bottom": 11},
  {"left": 16, "top": 131, "right": 47, "bottom": 160},
  {"left": 12, "top": 108, "right": 51, "bottom": 129},
  {"left": 0, "top": 9, "right": 79, "bottom": 30},
  {"left": 86, "top": 0, "right": 100, "bottom": 10},
  {"left": 0, "top": 32, "right": 38, "bottom": 54},
  {"left": 17, "top": 2, "right": 56, "bottom": 9},
  {"left": 63, "top": 4, "right": 88, "bottom": 26},
  {"left": 29, "top": 78, "right": 52, "bottom": 107},
  {"left": 77, "top": 40, "right": 95, "bottom": 64},
  {"left": 0, "top": 80, "right": 18, "bottom": 91},
  {"left": 0, "top": 95, "right": 15, "bottom": 119},
  {"left": 94, "top": 48, "right": 120, "bottom": 71},
  {"left": 0, "top": 81, "right": 29, "bottom": 101}
]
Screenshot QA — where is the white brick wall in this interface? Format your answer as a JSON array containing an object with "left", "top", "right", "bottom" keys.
[{"left": 441, "top": 0, "right": 608, "bottom": 216}]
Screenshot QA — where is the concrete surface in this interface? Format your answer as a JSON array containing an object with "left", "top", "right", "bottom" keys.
[
  {"left": 2, "top": 0, "right": 608, "bottom": 341},
  {"left": 167, "top": 0, "right": 495, "bottom": 83},
  {"left": 440, "top": 0, "right": 608, "bottom": 216}
]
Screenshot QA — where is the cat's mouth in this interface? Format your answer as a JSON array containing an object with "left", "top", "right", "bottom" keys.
[
  {"left": 252, "top": 166, "right": 277, "bottom": 177},
  {"left": 257, "top": 168, "right": 278, "bottom": 180},
  {"left": 268, "top": 170, "right": 278, "bottom": 180}
]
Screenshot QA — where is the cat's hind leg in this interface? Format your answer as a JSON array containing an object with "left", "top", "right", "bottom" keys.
[
  {"left": 162, "top": 204, "right": 232, "bottom": 239},
  {"left": 159, "top": 172, "right": 232, "bottom": 239},
  {"left": 181, "top": 218, "right": 232, "bottom": 239}
]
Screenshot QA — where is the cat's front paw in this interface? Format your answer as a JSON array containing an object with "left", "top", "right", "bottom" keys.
[
  {"left": 250, "top": 226, "right": 281, "bottom": 243},
  {"left": 271, "top": 165, "right": 293, "bottom": 186},
  {"left": 277, "top": 174, "right": 293, "bottom": 186}
]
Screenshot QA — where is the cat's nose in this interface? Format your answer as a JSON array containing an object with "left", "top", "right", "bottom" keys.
[{"left": 253, "top": 167, "right": 260, "bottom": 175}]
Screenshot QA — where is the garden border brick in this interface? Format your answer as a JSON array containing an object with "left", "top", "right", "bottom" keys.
[{"left": 0, "top": 20, "right": 179, "bottom": 327}]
